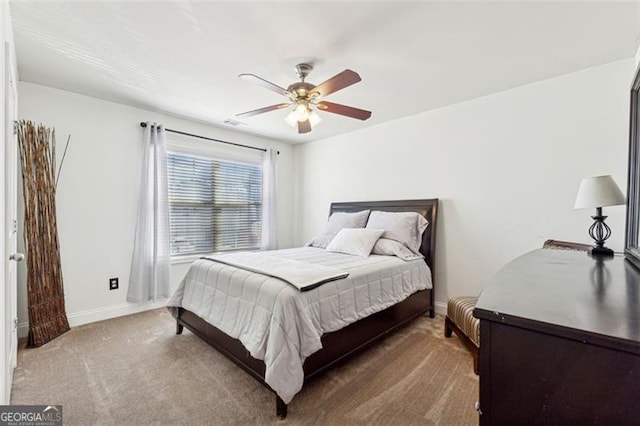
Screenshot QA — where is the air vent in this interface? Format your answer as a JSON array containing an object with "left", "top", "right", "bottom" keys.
[{"left": 223, "top": 118, "right": 246, "bottom": 126}]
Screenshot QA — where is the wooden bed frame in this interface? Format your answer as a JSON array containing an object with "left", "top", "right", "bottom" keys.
[{"left": 174, "top": 199, "right": 439, "bottom": 418}]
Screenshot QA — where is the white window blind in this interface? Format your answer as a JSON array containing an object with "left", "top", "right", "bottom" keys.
[{"left": 167, "top": 151, "right": 262, "bottom": 256}]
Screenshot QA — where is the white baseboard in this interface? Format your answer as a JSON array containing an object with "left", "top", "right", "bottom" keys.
[
  {"left": 434, "top": 301, "right": 447, "bottom": 316},
  {"left": 17, "top": 299, "right": 167, "bottom": 338},
  {"left": 17, "top": 324, "right": 27, "bottom": 338}
]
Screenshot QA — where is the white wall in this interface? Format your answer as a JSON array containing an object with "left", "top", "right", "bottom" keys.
[
  {"left": 16, "top": 82, "right": 295, "bottom": 334},
  {"left": 294, "top": 59, "right": 634, "bottom": 314}
]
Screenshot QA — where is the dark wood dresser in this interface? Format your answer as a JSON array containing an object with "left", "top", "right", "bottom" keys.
[{"left": 473, "top": 249, "right": 640, "bottom": 424}]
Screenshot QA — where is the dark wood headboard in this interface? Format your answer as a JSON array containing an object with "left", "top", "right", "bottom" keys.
[{"left": 329, "top": 199, "right": 439, "bottom": 275}]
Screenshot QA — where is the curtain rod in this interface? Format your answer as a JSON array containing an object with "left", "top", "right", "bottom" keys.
[{"left": 139, "top": 122, "right": 279, "bottom": 154}]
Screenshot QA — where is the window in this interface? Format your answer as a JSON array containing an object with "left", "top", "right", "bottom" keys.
[{"left": 167, "top": 151, "right": 262, "bottom": 256}]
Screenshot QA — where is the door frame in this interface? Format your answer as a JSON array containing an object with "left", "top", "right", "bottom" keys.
[
  {"left": 6, "top": 39, "right": 18, "bottom": 371},
  {"left": 2, "top": 2, "right": 18, "bottom": 404}
]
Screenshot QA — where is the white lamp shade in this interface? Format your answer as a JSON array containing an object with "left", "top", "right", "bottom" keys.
[
  {"left": 284, "top": 110, "right": 298, "bottom": 127},
  {"left": 308, "top": 109, "right": 322, "bottom": 127},
  {"left": 574, "top": 175, "right": 626, "bottom": 209}
]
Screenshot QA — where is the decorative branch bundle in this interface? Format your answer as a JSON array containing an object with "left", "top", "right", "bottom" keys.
[{"left": 16, "top": 120, "right": 70, "bottom": 347}]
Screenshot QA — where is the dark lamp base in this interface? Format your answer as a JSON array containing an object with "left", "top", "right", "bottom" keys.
[{"left": 590, "top": 246, "right": 614, "bottom": 257}]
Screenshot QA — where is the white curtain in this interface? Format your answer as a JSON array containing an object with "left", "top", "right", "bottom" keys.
[
  {"left": 260, "top": 148, "right": 278, "bottom": 250},
  {"left": 128, "top": 123, "right": 170, "bottom": 302}
]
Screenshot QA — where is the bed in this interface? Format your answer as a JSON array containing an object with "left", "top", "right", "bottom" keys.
[{"left": 168, "top": 199, "right": 438, "bottom": 418}]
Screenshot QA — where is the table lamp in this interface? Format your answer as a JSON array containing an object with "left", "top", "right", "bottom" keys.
[{"left": 574, "top": 175, "right": 626, "bottom": 256}]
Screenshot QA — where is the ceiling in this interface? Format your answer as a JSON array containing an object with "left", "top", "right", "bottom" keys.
[{"left": 10, "top": 1, "right": 640, "bottom": 144}]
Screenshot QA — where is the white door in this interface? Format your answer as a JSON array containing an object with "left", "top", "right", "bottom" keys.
[{"left": 3, "top": 41, "right": 19, "bottom": 404}]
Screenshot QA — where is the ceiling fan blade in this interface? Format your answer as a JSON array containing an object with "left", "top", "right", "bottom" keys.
[
  {"left": 310, "top": 69, "right": 361, "bottom": 98},
  {"left": 298, "top": 120, "right": 312, "bottom": 134},
  {"left": 316, "top": 101, "right": 371, "bottom": 121},
  {"left": 239, "top": 74, "right": 289, "bottom": 96},
  {"left": 236, "top": 103, "right": 290, "bottom": 119}
]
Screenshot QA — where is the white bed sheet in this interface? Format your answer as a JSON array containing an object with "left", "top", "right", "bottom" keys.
[{"left": 167, "top": 246, "right": 432, "bottom": 403}]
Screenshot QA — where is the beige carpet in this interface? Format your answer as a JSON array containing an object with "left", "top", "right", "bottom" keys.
[{"left": 11, "top": 309, "right": 478, "bottom": 425}]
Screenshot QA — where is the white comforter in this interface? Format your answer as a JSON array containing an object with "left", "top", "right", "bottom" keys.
[
  {"left": 203, "top": 251, "right": 348, "bottom": 290},
  {"left": 167, "top": 247, "right": 432, "bottom": 403}
]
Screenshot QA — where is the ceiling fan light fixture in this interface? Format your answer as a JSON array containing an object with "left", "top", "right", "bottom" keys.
[{"left": 284, "top": 104, "right": 321, "bottom": 129}]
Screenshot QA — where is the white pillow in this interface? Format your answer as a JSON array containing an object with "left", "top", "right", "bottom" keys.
[
  {"left": 366, "top": 211, "right": 429, "bottom": 254},
  {"left": 307, "top": 210, "right": 370, "bottom": 248},
  {"left": 372, "top": 238, "right": 424, "bottom": 261},
  {"left": 325, "top": 228, "right": 384, "bottom": 257}
]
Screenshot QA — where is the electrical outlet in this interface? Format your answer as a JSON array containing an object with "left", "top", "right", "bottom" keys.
[{"left": 109, "top": 278, "right": 119, "bottom": 290}]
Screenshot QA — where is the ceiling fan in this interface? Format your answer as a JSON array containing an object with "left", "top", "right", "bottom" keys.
[{"left": 236, "top": 63, "right": 371, "bottom": 134}]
